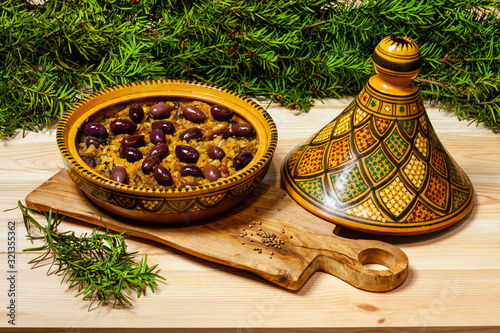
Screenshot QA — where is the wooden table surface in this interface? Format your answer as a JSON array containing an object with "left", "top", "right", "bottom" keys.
[{"left": 1, "top": 98, "right": 500, "bottom": 332}]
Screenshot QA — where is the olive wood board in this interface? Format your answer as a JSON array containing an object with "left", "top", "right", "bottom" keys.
[{"left": 25, "top": 169, "right": 409, "bottom": 292}]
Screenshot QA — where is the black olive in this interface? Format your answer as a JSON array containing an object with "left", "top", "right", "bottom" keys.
[
  {"left": 203, "top": 165, "right": 221, "bottom": 182},
  {"left": 180, "top": 164, "right": 204, "bottom": 177},
  {"left": 152, "top": 120, "right": 175, "bottom": 135},
  {"left": 121, "top": 135, "right": 145, "bottom": 148},
  {"left": 111, "top": 166, "right": 128, "bottom": 184},
  {"left": 207, "top": 146, "right": 225, "bottom": 160},
  {"left": 83, "top": 122, "right": 108, "bottom": 139},
  {"left": 149, "top": 102, "right": 172, "bottom": 120},
  {"left": 233, "top": 152, "right": 253, "bottom": 170},
  {"left": 209, "top": 129, "right": 232, "bottom": 140},
  {"left": 129, "top": 104, "right": 144, "bottom": 124},
  {"left": 85, "top": 136, "right": 101, "bottom": 148},
  {"left": 142, "top": 155, "right": 159, "bottom": 175},
  {"left": 110, "top": 119, "right": 137, "bottom": 135},
  {"left": 231, "top": 123, "right": 254, "bottom": 137},
  {"left": 182, "top": 105, "right": 206, "bottom": 123},
  {"left": 148, "top": 143, "right": 169, "bottom": 160},
  {"left": 210, "top": 105, "right": 234, "bottom": 121},
  {"left": 85, "top": 157, "right": 97, "bottom": 167},
  {"left": 179, "top": 127, "right": 202, "bottom": 142},
  {"left": 120, "top": 147, "right": 143, "bottom": 163},
  {"left": 153, "top": 165, "right": 173, "bottom": 186},
  {"left": 150, "top": 128, "right": 166, "bottom": 145},
  {"left": 175, "top": 145, "right": 199, "bottom": 163},
  {"left": 178, "top": 182, "right": 201, "bottom": 189}
]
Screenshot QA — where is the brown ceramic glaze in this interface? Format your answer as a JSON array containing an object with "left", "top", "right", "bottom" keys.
[
  {"left": 57, "top": 80, "right": 278, "bottom": 223},
  {"left": 281, "top": 35, "right": 474, "bottom": 235}
]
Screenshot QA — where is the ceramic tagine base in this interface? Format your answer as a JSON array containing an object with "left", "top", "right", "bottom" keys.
[{"left": 281, "top": 35, "right": 474, "bottom": 235}]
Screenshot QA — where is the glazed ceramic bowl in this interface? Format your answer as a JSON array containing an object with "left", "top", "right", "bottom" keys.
[{"left": 57, "top": 80, "right": 278, "bottom": 223}]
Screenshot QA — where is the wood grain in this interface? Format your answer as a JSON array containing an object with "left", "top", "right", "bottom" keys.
[
  {"left": 25, "top": 169, "right": 408, "bottom": 292},
  {"left": 1, "top": 98, "right": 500, "bottom": 330}
]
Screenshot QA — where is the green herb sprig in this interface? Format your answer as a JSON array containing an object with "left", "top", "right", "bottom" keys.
[
  {"left": 2, "top": 0, "right": 500, "bottom": 137},
  {"left": 19, "top": 202, "right": 165, "bottom": 310}
]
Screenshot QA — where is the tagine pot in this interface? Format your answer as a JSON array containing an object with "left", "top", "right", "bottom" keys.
[{"left": 281, "top": 35, "right": 474, "bottom": 235}]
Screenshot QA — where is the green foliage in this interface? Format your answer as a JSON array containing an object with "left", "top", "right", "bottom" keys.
[
  {"left": 2, "top": 0, "right": 500, "bottom": 138},
  {"left": 19, "top": 202, "right": 165, "bottom": 309}
]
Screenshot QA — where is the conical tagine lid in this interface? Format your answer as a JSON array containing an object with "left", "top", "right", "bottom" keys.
[{"left": 281, "top": 35, "right": 474, "bottom": 235}]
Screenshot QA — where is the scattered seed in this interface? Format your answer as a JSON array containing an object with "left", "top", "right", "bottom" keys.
[
  {"left": 270, "top": 251, "right": 274, "bottom": 255},
  {"left": 278, "top": 208, "right": 281, "bottom": 211},
  {"left": 258, "top": 227, "right": 262, "bottom": 231},
  {"left": 240, "top": 234, "right": 244, "bottom": 237},
  {"left": 244, "top": 232, "right": 247, "bottom": 236},
  {"left": 250, "top": 239, "right": 253, "bottom": 242},
  {"left": 249, "top": 225, "right": 252, "bottom": 228},
  {"left": 241, "top": 242, "right": 245, "bottom": 245},
  {"left": 250, "top": 233, "right": 253, "bottom": 236},
  {"left": 269, "top": 256, "right": 272, "bottom": 259},
  {"left": 252, "top": 221, "right": 256, "bottom": 225},
  {"left": 290, "top": 235, "right": 293, "bottom": 239},
  {"left": 258, "top": 221, "right": 262, "bottom": 225}
]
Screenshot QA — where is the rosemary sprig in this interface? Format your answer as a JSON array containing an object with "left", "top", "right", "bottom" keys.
[{"left": 19, "top": 202, "right": 165, "bottom": 310}]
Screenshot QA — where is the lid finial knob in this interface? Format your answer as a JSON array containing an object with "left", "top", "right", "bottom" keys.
[{"left": 372, "top": 35, "right": 422, "bottom": 86}]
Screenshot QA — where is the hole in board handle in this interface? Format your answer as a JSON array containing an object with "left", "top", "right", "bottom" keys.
[{"left": 358, "top": 248, "right": 396, "bottom": 271}]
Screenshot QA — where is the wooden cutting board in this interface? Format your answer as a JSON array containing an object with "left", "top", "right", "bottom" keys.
[{"left": 25, "top": 170, "right": 408, "bottom": 292}]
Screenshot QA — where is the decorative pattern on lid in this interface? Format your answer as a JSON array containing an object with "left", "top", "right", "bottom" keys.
[{"left": 281, "top": 36, "right": 474, "bottom": 235}]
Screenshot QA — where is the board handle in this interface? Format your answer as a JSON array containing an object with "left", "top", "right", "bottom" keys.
[{"left": 311, "top": 237, "right": 409, "bottom": 292}]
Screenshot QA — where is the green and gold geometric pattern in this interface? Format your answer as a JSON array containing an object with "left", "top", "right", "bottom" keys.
[
  {"left": 297, "top": 177, "right": 324, "bottom": 204},
  {"left": 400, "top": 120, "right": 415, "bottom": 136},
  {"left": 452, "top": 188, "right": 469, "bottom": 211},
  {"left": 330, "top": 165, "right": 369, "bottom": 203},
  {"left": 281, "top": 36, "right": 474, "bottom": 234},
  {"left": 385, "top": 129, "right": 409, "bottom": 160},
  {"left": 364, "top": 148, "right": 395, "bottom": 183}
]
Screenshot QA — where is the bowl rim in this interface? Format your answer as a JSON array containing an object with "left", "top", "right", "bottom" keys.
[{"left": 57, "top": 79, "right": 278, "bottom": 195}]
